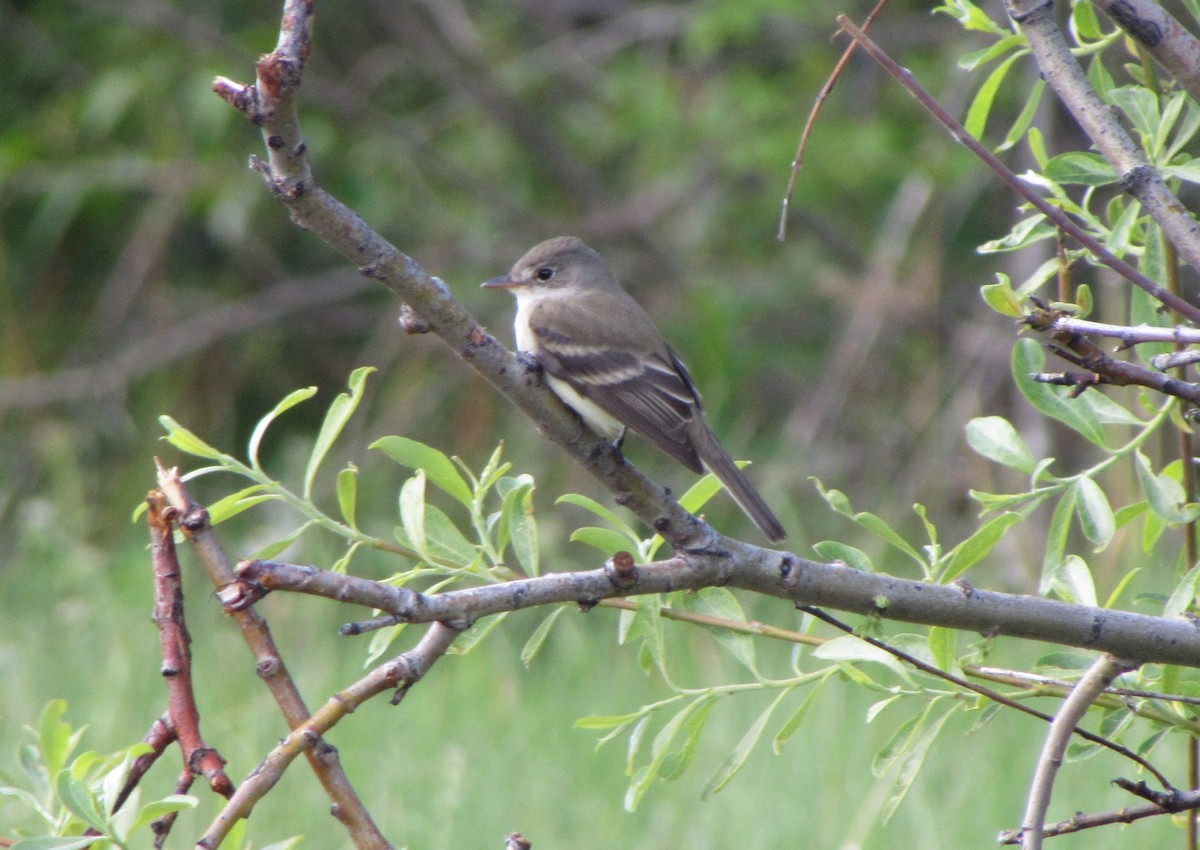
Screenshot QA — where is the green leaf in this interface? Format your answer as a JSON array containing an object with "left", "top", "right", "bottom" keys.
[
  {"left": 249, "top": 519, "right": 317, "bottom": 560},
  {"left": 626, "top": 697, "right": 712, "bottom": 810},
  {"left": 1135, "top": 449, "right": 1200, "bottom": 524},
  {"left": 1043, "top": 153, "right": 1119, "bottom": 186},
  {"left": 424, "top": 504, "right": 479, "bottom": 566},
  {"left": 1041, "top": 488, "right": 1077, "bottom": 594},
  {"left": 54, "top": 770, "right": 108, "bottom": 833},
  {"left": 399, "top": 471, "right": 428, "bottom": 559},
  {"left": 1051, "top": 554, "right": 1097, "bottom": 607},
  {"left": 814, "top": 636, "right": 913, "bottom": 686},
  {"left": 125, "top": 795, "right": 198, "bottom": 838},
  {"left": 159, "top": 415, "right": 225, "bottom": 460},
  {"left": 304, "top": 366, "right": 374, "bottom": 499},
  {"left": 679, "top": 587, "right": 756, "bottom": 674},
  {"left": 702, "top": 689, "right": 791, "bottom": 799},
  {"left": 773, "top": 677, "right": 827, "bottom": 753},
  {"left": 337, "top": 464, "right": 359, "bottom": 529},
  {"left": 964, "top": 52, "right": 1022, "bottom": 139},
  {"left": 812, "top": 480, "right": 926, "bottom": 571},
  {"left": 1013, "top": 338, "right": 1108, "bottom": 447},
  {"left": 372, "top": 436, "right": 474, "bottom": 508},
  {"left": 658, "top": 696, "right": 719, "bottom": 782},
  {"left": 1164, "top": 563, "right": 1200, "bottom": 619},
  {"left": 556, "top": 493, "right": 640, "bottom": 540},
  {"left": 11, "top": 838, "right": 109, "bottom": 850},
  {"left": 500, "top": 478, "right": 538, "bottom": 576},
  {"left": 1104, "top": 567, "right": 1141, "bottom": 608},
  {"left": 941, "top": 512, "right": 1021, "bottom": 583},
  {"left": 999, "top": 77, "right": 1045, "bottom": 152},
  {"left": 521, "top": 606, "right": 566, "bottom": 667},
  {"left": 979, "top": 275, "right": 1023, "bottom": 318},
  {"left": 569, "top": 526, "right": 638, "bottom": 556},
  {"left": 811, "top": 541, "right": 874, "bottom": 572},
  {"left": 248, "top": 386, "right": 317, "bottom": 472},
  {"left": 927, "top": 627, "right": 956, "bottom": 672},
  {"left": 1108, "top": 86, "right": 1160, "bottom": 144},
  {"left": 879, "top": 700, "right": 957, "bottom": 823},
  {"left": 965, "top": 416, "right": 1036, "bottom": 473},
  {"left": 206, "top": 486, "right": 276, "bottom": 525},
  {"left": 38, "top": 700, "right": 76, "bottom": 779},
  {"left": 1074, "top": 476, "right": 1114, "bottom": 548}
]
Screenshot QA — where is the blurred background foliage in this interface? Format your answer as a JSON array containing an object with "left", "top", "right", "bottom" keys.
[{"left": 0, "top": 0, "right": 1173, "bottom": 846}]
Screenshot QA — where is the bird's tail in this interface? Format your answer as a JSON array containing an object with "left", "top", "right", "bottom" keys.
[{"left": 691, "top": 423, "right": 786, "bottom": 543}]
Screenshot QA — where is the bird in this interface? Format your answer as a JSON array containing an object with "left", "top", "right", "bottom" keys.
[{"left": 482, "top": 236, "right": 786, "bottom": 543}]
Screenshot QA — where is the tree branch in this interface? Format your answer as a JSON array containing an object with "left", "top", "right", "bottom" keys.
[
  {"left": 231, "top": 556, "right": 1200, "bottom": 668},
  {"left": 1018, "top": 654, "right": 1138, "bottom": 850},
  {"left": 1092, "top": 0, "right": 1200, "bottom": 105},
  {"left": 1007, "top": 0, "right": 1200, "bottom": 280},
  {"left": 155, "top": 462, "right": 391, "bottom": 850}
]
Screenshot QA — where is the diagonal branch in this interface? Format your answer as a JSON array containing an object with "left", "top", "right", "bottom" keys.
[
  {"left": 213, "top": 0, "right": 720, "bottom": 552},
  {"left": 1007, "top": 0, "right": 1200, "bottom": 281},
  {"left": 834, "top": 15, "right": 1200, "bottom": 325}
]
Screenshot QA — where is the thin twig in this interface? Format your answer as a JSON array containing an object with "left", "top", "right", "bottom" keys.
[
  {"left": 156, "top": 460, "right": 390, "bottom": 850},
  {"left": 834, "top": 15, "right": 1200, "bottom": 326},
  {"left": 1006, "top": 0, "right": 1200, "bottom": 285},
  {"left": 799, "top": 608, "right": 1170, "bottom": 790},
  {"left": 777, "top": 0, "right": 890, "bottom": 240}
]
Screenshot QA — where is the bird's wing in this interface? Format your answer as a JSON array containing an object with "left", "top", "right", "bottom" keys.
[{"left": 528, "top": 311, "right": 704, "bottom": 473}]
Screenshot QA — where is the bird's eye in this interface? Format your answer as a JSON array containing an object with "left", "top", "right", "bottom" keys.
[{"left": 535, "top": 267, "right": 554, "bottom": 281}]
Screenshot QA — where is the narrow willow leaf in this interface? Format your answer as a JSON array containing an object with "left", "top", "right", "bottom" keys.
[
  {"left": 399, "top": 472, "right": 428, "bottom": 559},
  {"left": 702, "top": 689, "right": 791, "bottom": 799},
  {"left": 774, "top": 677, "right": 828, "bottom": 753},
  {"left": 248, "top": 386, "right": 318, "bottom": 472},
  {"left": 206, "top": 486, "right": 275, "bottom": 525},
  {"left": 624, "top": 701, "right": 700, "bottom": 811},
  {"left": 680, "top": 587, "right": 756, "bottom": 674},
  {"left": 329, "top": 541, "right": 361, "bottom": 575},
  {"left": 10, "top": 836, "right": 105, "bottom": 850},
  {"left": 450, "top": 611, "right": 508, "bottom": 655},
  {"left": 812, "top": 541, "right": 874, "bottom": 572},
  {"left": 1074, "top": 476, "right": 1114, "bottom": 548},
  {"left": 814, "top": 636, "right": 913, "bottom": 686},
  {"left": 965, "top": 416, "right": 1036, "bottom": 472},
  {"left": 556, "top": 493, "right": 640, "bottom": 540},
  {"left": 659, "top": 696, "right": 720, "bottom": 782},
  {"left": 126, "top": 795, "right": 198, "bottom": 837},
  {"left": 159, "top": 415, "right": 224, "bottom": 460},
  {"left": 964, "top": 52, "right": 1022, "bottom": 139},
  {"left": 1040, "top": 488, "right": 1078, "bottom": 594},
  {"left": 373, "top": 435, "right": 473, "bottom": 508},
  {"left": 304, "top": 366, "right": 375, "bottom": 499},
  {"left": 501, "top": 481, "right": 538, "bottom": 576},
  {"left": 999, "top": 77, "right": 1044, "bottom": 151},
  {"left": 941, "top": 512, "right": 1021, "bottom": 583},
  {"left": 1014, "top": 339, "right": 1108, "bottom": 448},
  {"left": 880, "top": 701, "right": 957, "bottom": 823},
  {"left": 337, "top": 464, "right": 359, "bottom": 529},
  {"left": 570, "top": 526, "right": 639, "bottom": 557},
  {"left": 575, "top": 711, "right": 646, "bottom": 731},
  {"left": 1109, "top": 86, "right": 1160, "bottom": 142},
  {"left": 927, "top": 627, "right": 956, "bottom": 672},
  {"left": 521, "top": 606, "right": 566, "bottom": 667},
  {"left": 1104, "top": 567, "right": 1140, "bottom": 608},
  {"left": 1164, "top": 564, "right": 1200, "bottom": 620},
  {"left": 249, "top": 519, "right": 317, "bottom": 560}
]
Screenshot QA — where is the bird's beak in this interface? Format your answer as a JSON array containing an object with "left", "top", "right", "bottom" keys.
[{"left": 481, "top": 274, "right": 521, "bottom": 289}]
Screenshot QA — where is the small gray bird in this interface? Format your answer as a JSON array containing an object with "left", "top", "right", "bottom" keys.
[{"left": 483, "top": 236, "right": 786, "bottom": 543}]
